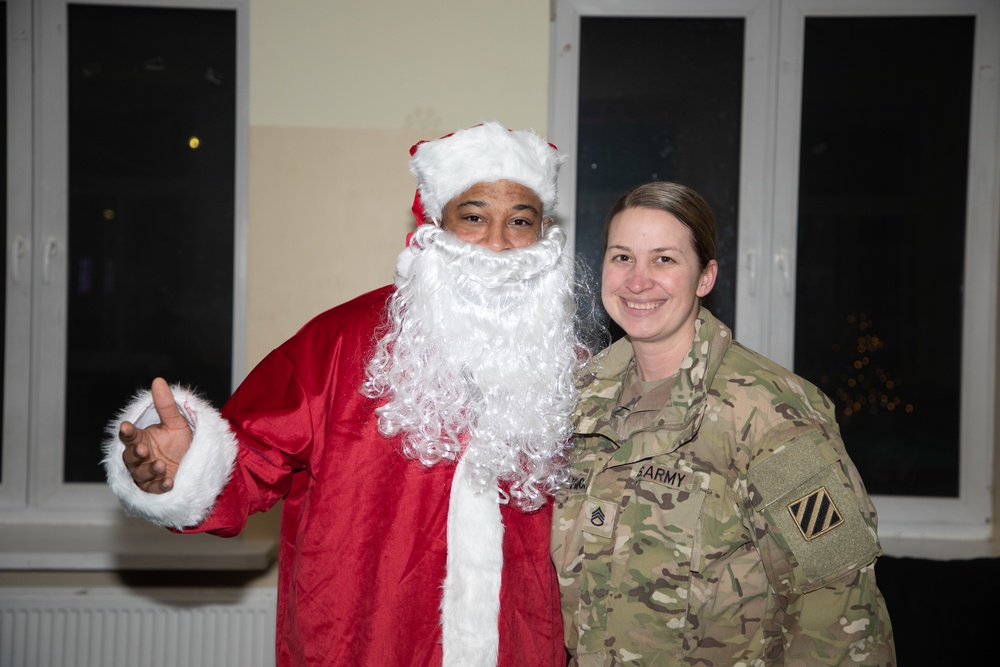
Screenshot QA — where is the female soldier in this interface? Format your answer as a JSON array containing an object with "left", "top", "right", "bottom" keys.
[{"left": 552, "top": 181, "right": 895, "bottom": 666}]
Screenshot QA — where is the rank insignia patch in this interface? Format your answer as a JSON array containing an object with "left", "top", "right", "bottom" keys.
[
  {"left": 589, "top": 506, "right": 606, "bottom": 527},
  {"left": 580, "top": 498, "right": 617, "bottom": 539},
  {"left": 787, "top": 486, "right": 843, "bottom": 540}
]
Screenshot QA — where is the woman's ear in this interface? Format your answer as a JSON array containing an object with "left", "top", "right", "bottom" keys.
[{"left": 696, "top": 259, "right": 718, "bottom": 298}]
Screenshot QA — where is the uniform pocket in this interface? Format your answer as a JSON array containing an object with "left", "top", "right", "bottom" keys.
[{"left": 617, "top": 461, "right": 709, "bottom": 617}]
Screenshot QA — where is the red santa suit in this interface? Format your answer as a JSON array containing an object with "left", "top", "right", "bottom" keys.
[{"left": 105, "top": 285, "right": 565, "bottom": 666}]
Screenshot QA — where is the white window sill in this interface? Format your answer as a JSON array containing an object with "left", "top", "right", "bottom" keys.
[
  {"left": 880, "top": 536, "right": 1000, "bottom": 560},
  {"left": 0, "top": 522, "right": 277, "bottom": 571},
  {"left": 6, "top": 523, "right": 988, "bottom": 568}
]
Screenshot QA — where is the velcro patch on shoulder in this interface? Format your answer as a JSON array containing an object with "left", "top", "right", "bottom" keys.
[{"left": 747, "top": 433, "right": 879, "bottom": 586}]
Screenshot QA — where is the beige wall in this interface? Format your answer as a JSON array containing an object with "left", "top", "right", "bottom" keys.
[{"left": 245, "top": 0, "right": 553, "bottom": 366}]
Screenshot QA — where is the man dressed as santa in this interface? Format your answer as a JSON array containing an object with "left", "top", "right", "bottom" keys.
[{"left": 103, "top": 121, "right": 586, "bottom": 667}]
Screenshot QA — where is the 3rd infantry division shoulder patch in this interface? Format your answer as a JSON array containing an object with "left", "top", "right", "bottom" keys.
[{"left": 787, "top": 486, "right": 843, "bottom": 540}]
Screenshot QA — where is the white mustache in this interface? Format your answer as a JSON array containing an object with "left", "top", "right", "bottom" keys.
[{"left": 399, "top": 224, "right": 567, "bottom": 288}]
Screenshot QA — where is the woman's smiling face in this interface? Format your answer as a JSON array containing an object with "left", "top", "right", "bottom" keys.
[{"left": 601, "top": 206, "right": 717, "bottom": 350}]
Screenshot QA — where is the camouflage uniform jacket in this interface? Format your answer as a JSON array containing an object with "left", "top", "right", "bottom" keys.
[{"left": 551, "top": 308, "right": 895, "bottom": 666}]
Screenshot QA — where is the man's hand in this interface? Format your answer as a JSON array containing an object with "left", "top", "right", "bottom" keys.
[{"left": 120, "top": 377, "right": 193, "bottom": 494}]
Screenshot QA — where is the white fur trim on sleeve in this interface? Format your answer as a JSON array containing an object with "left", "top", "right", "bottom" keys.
[
  {"left": 440, "top": 455, "right": 504, "bottom": 667},
  {"left": 102, "top": 385, "right": 238, "bottom": 530}
]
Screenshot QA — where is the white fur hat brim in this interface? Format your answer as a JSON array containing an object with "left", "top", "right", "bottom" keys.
[{"left": 408, "top": 121, "right": 565, "bottom": 222}]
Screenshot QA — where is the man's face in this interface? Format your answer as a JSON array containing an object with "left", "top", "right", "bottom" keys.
[{"left": 440, "top": 180, "right": 549, "bottom": 251}]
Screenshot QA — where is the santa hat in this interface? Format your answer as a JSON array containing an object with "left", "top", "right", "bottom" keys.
[{"left": 408, "top": 121, "right": 564, "bottom": 225}]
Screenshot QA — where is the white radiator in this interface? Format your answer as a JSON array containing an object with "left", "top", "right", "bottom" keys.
[{"left": 0, "top": 586, "right": 277, "bottom": 667}]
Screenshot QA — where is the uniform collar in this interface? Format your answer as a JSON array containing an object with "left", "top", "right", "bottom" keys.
[{"left": 574, "top": 308, "right": 733, "bottom": 463}]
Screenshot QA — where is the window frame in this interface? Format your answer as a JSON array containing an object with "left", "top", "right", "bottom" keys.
[
  {"left": 549, "top": 0, "right": 1000, "bottom": 544},
  {"left": 770, "top": 0, "right": 999, "bottom": 541},
  {"left": 0, "top": 0, "right": 249, "bottom": 526},
  {"left": 0, "top": 0, "right": 33, "bottom": 511}
]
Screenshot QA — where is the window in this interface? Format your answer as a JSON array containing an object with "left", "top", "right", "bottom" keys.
[
  {"left": 1, "top": 0, "right": 248, "bottom": 525},
  {"left": 572, "top": 15, "right": 743, "bottom": 336},
  {"left": 792, "top": 15, "right": 973, "bottom": 499},
  {"left": 550, "top": 0, "right": 999, "bottom": 542}
]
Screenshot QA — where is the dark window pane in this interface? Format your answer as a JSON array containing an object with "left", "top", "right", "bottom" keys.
[
  {"left": 65, "top": 4, "right": 236, "bottom": 482},
  {"left": 794, "top": 16, "right": 973, "bottom": 497},
  {"left": 576, "top": 17, "right": 743, "bottom": 338}
]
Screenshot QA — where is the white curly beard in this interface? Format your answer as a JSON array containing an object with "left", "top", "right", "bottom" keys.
[{"left": 362, "top": 223, "right": 581, "bottom": 511}]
